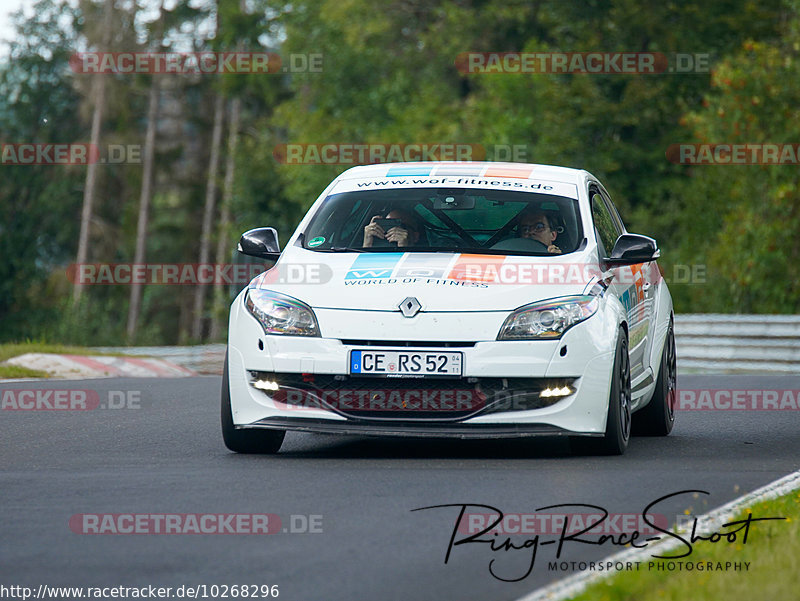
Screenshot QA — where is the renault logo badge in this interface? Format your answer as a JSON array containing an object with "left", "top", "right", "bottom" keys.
[{"left": 398, "top": 297, "right": 421, "bottom": 318}]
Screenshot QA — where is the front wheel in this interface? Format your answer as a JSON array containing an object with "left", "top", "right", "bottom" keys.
[
  {"left": 570, "top": 327, "right": 631, "bottom": 456},
  {"left": 221, "top": 352, "right": 285, "bottom": 454},
  {"left": 632, "top": 320, "right": 676, "bottom": 436},
  {"left": 597, "top": 327, "right": 632, "bottom": 455}
]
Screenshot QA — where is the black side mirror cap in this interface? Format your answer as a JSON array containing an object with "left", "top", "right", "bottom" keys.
[
  {"left": 603, "top": 233, "right": 659, "bottom": 266},
  {"left": 238, "top": 227, "right": 281, "bottom": 260}
]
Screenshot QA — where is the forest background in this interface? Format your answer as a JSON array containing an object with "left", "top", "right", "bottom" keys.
[{"left": 2, "top": 0, "right": 798, "bottom": 345}]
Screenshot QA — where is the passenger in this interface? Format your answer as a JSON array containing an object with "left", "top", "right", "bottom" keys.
[{"left": 363, "top": 209, "right": 422, "bottom": 248}]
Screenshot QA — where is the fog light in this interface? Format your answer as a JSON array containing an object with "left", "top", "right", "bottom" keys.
[
  {"left": 252, "top": 379, "right": 279, "bottom": 391},
  {"left": 540, "top": 386, "right": 573, "bottom": 398}
]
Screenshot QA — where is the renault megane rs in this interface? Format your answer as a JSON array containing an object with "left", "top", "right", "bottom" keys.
[{"left": 222, "top": 162, "right": 676, "bottom": 455}]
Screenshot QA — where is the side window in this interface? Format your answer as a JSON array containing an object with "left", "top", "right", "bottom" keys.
[
  {"left": 599, "top": 189, "right": 626, "bottom": 233},
  {"left": 590, "top": 190, "right": 620, "bottom": 257}
]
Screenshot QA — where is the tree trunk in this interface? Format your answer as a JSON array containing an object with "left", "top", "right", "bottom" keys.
[
  {"left": 209, "top": 97, "right": 242, "bottom": 341},
  {"left": 73, "top": 0, "right": 114, "bottom": 303},
  {"left": 126, "top": 0, "right": 165, "bottom": 343},
  {"left": 126, "top": 76, "right": 160, "bottom": 342},
  {"left": 191, "top": 92, "right": 225, "bottom": 340}
]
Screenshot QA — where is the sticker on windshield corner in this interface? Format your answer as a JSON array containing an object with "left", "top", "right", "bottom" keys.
[{"left": 308, "top": 236, "right": 326, "bottom": 247}]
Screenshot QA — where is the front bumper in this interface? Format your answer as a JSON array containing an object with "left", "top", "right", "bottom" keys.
[
  {"left": 244, "top": 417, "right": 582, "bottom": 438},
  {"left": 227, "top": 297, "right": 621, "bottom": 437}
]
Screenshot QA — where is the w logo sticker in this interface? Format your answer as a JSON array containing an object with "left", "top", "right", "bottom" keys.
[
  {"left": 344, "top": 253, "right": 403, "bottom": 280},
  {"left": 346, "top": 269, "right": 393, "bottom": 279}
]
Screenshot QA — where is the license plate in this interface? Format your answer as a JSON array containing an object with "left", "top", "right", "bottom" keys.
[{"left": 349, "top": 350, "right": 463, "bottom": 376}]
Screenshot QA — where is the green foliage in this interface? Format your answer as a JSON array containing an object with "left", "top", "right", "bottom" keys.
[
  {"left": 1, "top": 0, "right": 798, "bottom": 346},
  {"left": 0, "top": 0, "right": 84, "bottom": 338},
  {"left": 672, "top": 29, "right": 800, "bottom": 312}
]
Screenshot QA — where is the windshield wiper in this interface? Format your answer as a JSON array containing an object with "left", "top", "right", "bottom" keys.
[{"left": 317, "top": 246, "right": 365, "bottom": 253}]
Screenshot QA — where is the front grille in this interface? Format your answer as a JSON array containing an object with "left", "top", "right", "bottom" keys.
[
  {"left": 249, "top": 371, "right": 576, "bottom": 421},
  {"left": 340, "top": 340, "right": 477, "bottom": 348}
]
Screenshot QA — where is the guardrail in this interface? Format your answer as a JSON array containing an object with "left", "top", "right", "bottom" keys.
[
  {"left": 675, "top": 314, "right": 800, "bottom": 374},
  {"left": 95, "top": 315, "right": 800, "bottom": 375}
]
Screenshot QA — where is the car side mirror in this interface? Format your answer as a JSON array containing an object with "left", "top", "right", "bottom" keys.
[
  {"left": 238, "top": 227, "right": 281, "bottom": 260},
  {"left": 604, "top": 233, "right": 660, "bottom": 266}
]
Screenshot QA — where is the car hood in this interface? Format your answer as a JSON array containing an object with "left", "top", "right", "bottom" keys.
[{"left": 252, "top": 248, "right": 598, "bottom": 312}]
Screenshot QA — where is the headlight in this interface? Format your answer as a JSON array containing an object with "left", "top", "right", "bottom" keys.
[
  {"left": 497, "top": 295, "right": 599, "bottom": 340},
  {"left": 245, "top": 289, "right": 320, "bottom": 336}
]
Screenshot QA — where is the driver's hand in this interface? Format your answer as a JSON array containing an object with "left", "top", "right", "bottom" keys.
[
  {"left": 547, "top": 244, "right": 562, "bottom": 254},
  {"left": 363, "top": 215, "right": 385, "bottom": 247}
]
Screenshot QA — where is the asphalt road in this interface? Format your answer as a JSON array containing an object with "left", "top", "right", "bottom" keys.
[{"left": 2, "top": 375, "right": 799, "bottom": 601}]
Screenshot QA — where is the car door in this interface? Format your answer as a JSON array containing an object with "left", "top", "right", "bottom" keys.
[
  {"left": 589, "top": 185, "right": 650, "bottom": 379},
  {"left": 598, "top": 187, "right": 659, "bottom": 373}
]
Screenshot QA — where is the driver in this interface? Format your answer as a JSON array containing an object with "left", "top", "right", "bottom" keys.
[
  {"left": 518, "top": 211, "right": 562, "bottom": 254},
  {"left": 363, "top": 209, "right": 422, "bottom": 248}
]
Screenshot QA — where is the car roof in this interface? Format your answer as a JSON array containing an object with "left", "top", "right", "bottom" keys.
[{"left": 335, "top": 162, "right": 593, "bottom": 186}]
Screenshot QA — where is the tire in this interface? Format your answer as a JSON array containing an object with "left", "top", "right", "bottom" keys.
[
  {"left": 221, "top": 352, "right": 285, "bottom": 454},
  {"left": 632, "top": 320, "right": 676, "bottom": 436},
  {"left": 570, "top": 327, "right": 631, "bottom": 456}
]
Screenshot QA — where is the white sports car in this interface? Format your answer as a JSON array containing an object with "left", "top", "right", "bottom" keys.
[{"left": 222, "top": 162, "right": 676, "bottom": 455}]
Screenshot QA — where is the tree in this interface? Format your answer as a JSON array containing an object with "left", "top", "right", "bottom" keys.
[
  {"left": 668, "top": 0, "right": 800, "bottom": 312},
  {"left": 127, "top": 0, "right": 166, "bottom": 342},
  {"left": 73, "top": 0, "right": 114, "bottom": 303},
  {"left": 192, "top": 92, "right": 225, "bottom": 340},
  {"left": 208, "top": 96, "right": 241, "bottom": 341},
  {"left": 0, "top": 0, "right": 84, "bottom": 338}
]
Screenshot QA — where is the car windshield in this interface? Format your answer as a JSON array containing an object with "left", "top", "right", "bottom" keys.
[{"left": 302, "top": 188, "right": 583, "bottom": 255}]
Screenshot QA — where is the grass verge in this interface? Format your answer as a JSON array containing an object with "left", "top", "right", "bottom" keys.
[
  {"left": 0, "top": 342, "right": 144, "bottom": 363},
  {"left": 0, "top": 342, "right": 115, "bottom": 363},
  {"left": 0, "top": 342, "right": 143, "bottom": 379},
  {"left": 0, "top": 364, "right": 50, "bottom": 379},
  {"left": 569, "top": 489, "right": 800, "bottom": 600}
]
